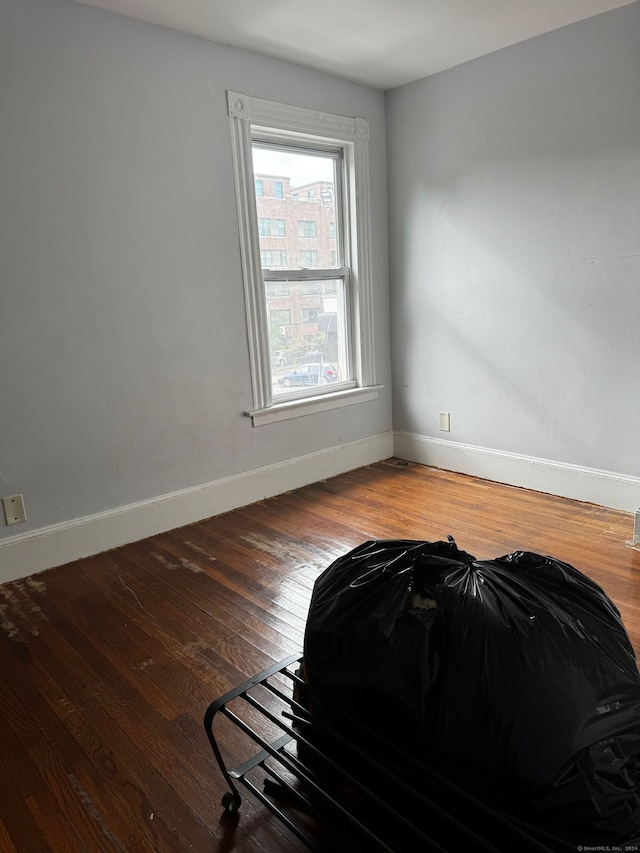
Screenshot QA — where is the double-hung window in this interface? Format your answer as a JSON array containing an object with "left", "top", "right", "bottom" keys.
[{"left": 227, "top": 92, "right": 378, "bottom": 425}]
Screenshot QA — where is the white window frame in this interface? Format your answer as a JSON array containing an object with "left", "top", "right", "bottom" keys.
[{"left": 227, "top": 91, "right": 379, "bottom": 426}]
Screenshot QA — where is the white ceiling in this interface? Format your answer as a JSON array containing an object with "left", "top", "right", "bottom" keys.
[{"left": 72, "top": 0, "right": 635, "bottom": 90}]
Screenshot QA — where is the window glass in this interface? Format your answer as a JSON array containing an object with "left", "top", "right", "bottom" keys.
[
  {"left": 298, "top": 220, "right": 318, "bottom": 238},
  {"left": 266, "top": 279, "right": 347, "bottom": 399},
  {"left": 253, "top": 147, "right": 341, "bottom": 272},
  {"left": 299, "top": 250, "right": 318, "bottom": 267},
  {"left": 252, "top": 143, "right": 349, "bottom": 400},
  {"left": 260, "top": 249, "right": 288, "bottom": 268},
  {"left": 266, "top": 282, "right": 290, "bottom": 297}
]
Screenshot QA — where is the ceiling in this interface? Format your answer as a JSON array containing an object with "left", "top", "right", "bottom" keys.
[{"left": 72, "top": 0, "right": 635, "bottom": 90}]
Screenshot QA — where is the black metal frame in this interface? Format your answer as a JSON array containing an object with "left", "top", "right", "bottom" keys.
[{"left": 203, "top": 654, "right": 572, "bottom": 852}]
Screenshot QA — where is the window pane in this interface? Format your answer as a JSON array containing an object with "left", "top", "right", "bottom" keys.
[
  {"left": 253, "top": 145, "right": 340, "bottom": 270},
  {"left": 258, "top": 217, "right": 286, "bottom": 237},
  {"left": 267, "top": 279, "right": 349, "bottom": 398},
  {"left": 297, "top": 220, "right": 317, "bottom": 238},
  {"left": 299, "top": 250, "right": 318, "bottom": 267},
  {"left": 260, "top": 250, "right": 288, "bottom": 267},
  {"left": 266, "top": 281, "right": 290, "bottom": 297}
]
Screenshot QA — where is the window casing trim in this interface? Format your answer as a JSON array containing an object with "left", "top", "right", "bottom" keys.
[
  {"left": 247, "top": 385, "right": 383, "bottom": 427},
  {"left": 227, "top": 91, "right": 376, "bottom": 420}
]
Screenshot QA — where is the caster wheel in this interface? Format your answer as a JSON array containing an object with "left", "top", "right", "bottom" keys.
[{"left": 221, "top": 792, "right": 241, "bottom": 813}]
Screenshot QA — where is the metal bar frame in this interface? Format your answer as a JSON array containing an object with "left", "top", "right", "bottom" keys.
[{"left": 203, "top": 655, "right": 568, "bottom": 852}]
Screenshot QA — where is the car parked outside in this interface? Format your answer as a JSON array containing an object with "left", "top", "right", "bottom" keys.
[
  {"left": 277, "top": 363, "right": 338, "bottom": 387},
  {"left": 271, "top": 350, "right": 288, "bottom": 367}
]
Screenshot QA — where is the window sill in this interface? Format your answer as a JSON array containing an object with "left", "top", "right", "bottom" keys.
[{"left": 246, "top": 385, "right": 382, "bottom": 427}]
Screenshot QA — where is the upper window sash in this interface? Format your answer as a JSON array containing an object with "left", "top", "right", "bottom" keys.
[{"left": 227, "top": 91, "right": 375, "bottom": 414}]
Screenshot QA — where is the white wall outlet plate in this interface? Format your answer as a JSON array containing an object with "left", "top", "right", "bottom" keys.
[{"left": 3, "top": 494, "right": 27, "bottom": 525}]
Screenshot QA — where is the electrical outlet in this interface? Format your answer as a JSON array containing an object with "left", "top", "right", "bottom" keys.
[
  {"left": 3, "top": 494, "right": 27, "bottom": 525},
  {"left": 439, "top": 412, "right": 451, "bottom": 432}
]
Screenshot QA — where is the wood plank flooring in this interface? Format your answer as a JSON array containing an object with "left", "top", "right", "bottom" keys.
[{"left": 1, "top": 460, "right": 639, "bottom": 851}]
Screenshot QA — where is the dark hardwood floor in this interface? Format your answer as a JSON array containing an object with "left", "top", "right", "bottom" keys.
[{"left": 1, "top": 460, "right": 638, "bottom": 851}]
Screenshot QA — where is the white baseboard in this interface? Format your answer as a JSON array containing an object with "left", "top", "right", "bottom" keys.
[
  {"left": 5, "top": 429, "right": 635, "bottom": 586},
  {"left": 0, "top": 431, "right": 394, "bottom": 584},
  {"left": 394, "top": 431, "right": 640, "bottom": 514}
]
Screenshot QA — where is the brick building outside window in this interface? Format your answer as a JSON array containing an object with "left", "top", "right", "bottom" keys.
[{"left": 255, "top": 173, "right": 338, "bottom": 356}]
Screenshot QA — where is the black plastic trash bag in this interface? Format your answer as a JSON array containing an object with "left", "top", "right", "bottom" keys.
[{"left": 301, "top": 537, "right": 640, "bottom": 844}]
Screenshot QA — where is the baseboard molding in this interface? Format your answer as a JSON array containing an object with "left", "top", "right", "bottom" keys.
[
  {"left": 5, "top": 429, "right": 635, "bottom": 586},
  {"left": 0, "top": 431, "right": 393, "bottom": 584},
  {"left": 394, "top": 431, "right": 640, "bottom": 514}
]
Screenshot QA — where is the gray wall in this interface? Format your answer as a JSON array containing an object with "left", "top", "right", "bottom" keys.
[
  {"left": 387, "top": 3, "right": 640, "bottom": 477},
  {"left": 0, "top": 0, "right": 391, "bottom": 540}
]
